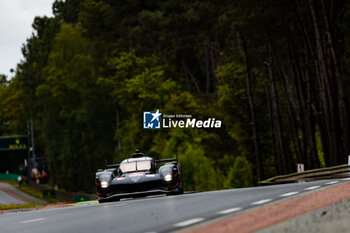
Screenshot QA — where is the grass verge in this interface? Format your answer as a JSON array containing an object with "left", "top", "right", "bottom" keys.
[
  {"left": 19, "top": 184, "right": 59, "bottom": 203},
  {"left": 0, "top": 203, "right": 45, "bottom": 211}
]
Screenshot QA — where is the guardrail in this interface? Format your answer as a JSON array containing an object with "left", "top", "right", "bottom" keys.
[{"left": 260, "top": 164, "right": 350, "bottom": 185}]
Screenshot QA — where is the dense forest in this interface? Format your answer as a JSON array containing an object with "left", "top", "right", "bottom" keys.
[{"left": 0, "top": 0, "right": 349, "bottom": 192}]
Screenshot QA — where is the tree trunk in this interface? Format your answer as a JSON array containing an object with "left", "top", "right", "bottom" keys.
[
  {"left": 309, "top": 0, "right": 341, "bottom": 165},
  {"left": 205, "top": 38, "right": 210, "bottom": 95},
  {"left": 266, "top": 39, "right": 288, "bottom": 174},
  {"left": 321, "top": 0, "right": 349, "bottom": 162},
  {"left": 236, "top": 32, "right": 264, "bottom": 181},
  {"left": 182, "top": 60, "right": 201, "bottom": 94},
  {"left": 305, "top": 66, "right": 320, "bottom": 168},
  {"left": 116, "top": 108, "right": 121, "bottom": 151}
]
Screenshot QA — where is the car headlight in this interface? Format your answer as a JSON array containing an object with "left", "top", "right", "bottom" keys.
[
  {"left": 164, "top": 174, "right": 172, "bottom": 182},
  {"left": 101, "top": 181, "right": 109, "bottom": 188}
]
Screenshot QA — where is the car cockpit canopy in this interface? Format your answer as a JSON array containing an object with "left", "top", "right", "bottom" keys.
[{"left": 119, "top": 156, "right": 155, "bottom": 173}]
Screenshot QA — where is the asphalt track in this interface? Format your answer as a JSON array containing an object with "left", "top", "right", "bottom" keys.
[
  {"left": 0, "top": 190, "right": 26, "bottom": 205},
  {"left": 0, "top": 182, "right": 47, "bottom": 205},
  {"left": 0, "top": 179, "right": 349, "bottom": 233}
]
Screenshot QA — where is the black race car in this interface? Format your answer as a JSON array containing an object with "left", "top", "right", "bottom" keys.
[{"left": 95, "top": 150, "right": 183, "bottom": 203}]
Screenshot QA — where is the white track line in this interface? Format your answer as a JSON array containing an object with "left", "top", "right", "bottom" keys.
[
  {"left": 251, "top": 199, "right": 272, "bottom": 205},
  {"left": 304, "top": 186, "right": 321, "bottom": 190},
  {"left": 341, "top": 177, "right": 350, "bottom": 181},
  {"left": 217, "top": 207, "right": 242, "bottom": 214},
  {"left": 280, "top": 192, "right": 299, "bottom": 197},
  {"left": 325, "top": 181, "right": 339, "bottom": 185},
  {"left": 20, "top": 218, "right": 46, "bottom": 224},
  {"left": 112, "top": 203, "right": 128, "bottom": 207},
  {"left": 173, "top": 218, "right": 205, "bottom": 227}
]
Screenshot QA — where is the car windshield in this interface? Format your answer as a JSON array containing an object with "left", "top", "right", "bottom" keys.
[
  {"left": 137, "top": 161, "right": 151, "bottom": 171},
  {"left": 119, "top": 161, "right": 151, "bottom": 173},
  {"left": 120, "top": 162, "right": 136, "bottom": 173}
]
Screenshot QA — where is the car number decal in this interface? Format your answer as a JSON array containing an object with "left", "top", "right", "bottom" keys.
[{"left": 129, "top": 172, "right": 144, "bottom": 177}]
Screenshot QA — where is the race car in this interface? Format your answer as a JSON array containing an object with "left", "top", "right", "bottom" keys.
[{"left": 95, "top": 150, "right": 183, "bottom": 203}]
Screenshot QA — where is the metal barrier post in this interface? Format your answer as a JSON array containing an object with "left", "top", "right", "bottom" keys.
[{"left": 348, "top": 155, "right": 350, "bottom": 176}]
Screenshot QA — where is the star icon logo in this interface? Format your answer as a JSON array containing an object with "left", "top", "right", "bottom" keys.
[
  {"left": 150, "top": 109, "right": 162, "bottom": 122},
  {"left": 143, "top": 110, "right": 162, "bottom": 129}
]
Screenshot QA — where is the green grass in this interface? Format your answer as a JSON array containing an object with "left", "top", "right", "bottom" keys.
[
  {"left": 1, "top": 180, "right": 17, "bottom": 186},
  {"left": 0, "top": 203, "right": 45, "bottom": 211},
  {"left": 18, "top": 184, "right": 59, "bottom": 203}
]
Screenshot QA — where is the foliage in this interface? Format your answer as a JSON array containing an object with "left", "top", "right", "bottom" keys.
[
  {"left": 18, "top": 184, "right": 59, "bottom": 203},
  {"left": 224, "top": 157, "right": 254, "bottom": 188},
  {"left": 0, "top": 76, "right": 26, "bottom": 135}
]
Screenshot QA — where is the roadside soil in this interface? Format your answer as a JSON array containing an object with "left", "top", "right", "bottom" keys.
[
  {"left": 184, "top": 181, "right": 350, "bottom": 233},
  {"left": 258, "top": 197, "right": 350, "bottom": 233}
]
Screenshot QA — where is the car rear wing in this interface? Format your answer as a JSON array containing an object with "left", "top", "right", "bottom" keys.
[
  {"left": 106, "top": 163, "right": 120, "bottom": 169},
  {"left": 155, "top": 158, "right": 177, "bottom": 163},
  {"left": 155, "top": 153, "right": 178, "bottom": 163}
]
